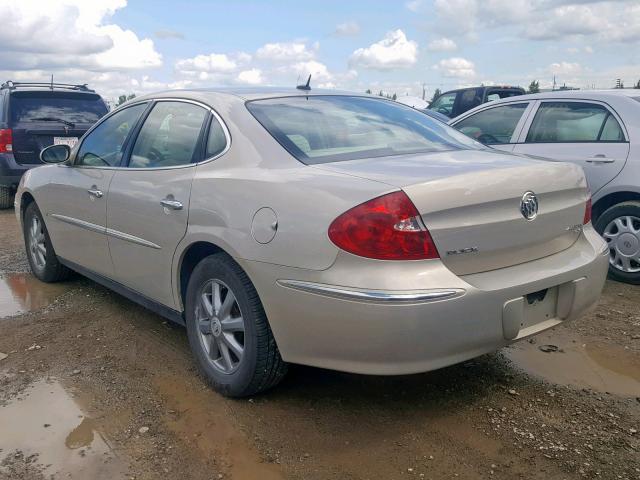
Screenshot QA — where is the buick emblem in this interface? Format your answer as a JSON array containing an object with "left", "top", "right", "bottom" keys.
[{"left": 520, "top": 191, "right": 539, "bottom": 221}]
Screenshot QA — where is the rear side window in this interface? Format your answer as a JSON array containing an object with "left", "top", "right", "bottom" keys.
[
  {"left": 205, "top": 117, "right": 228, "bottom": 158},
  {"left": 457, "top": 89, "right": 482, "bottom": 113},
  {"left": 76, "top": 103, "right": 147, "bottom": 167},
  {"left": 247, "top": 96, "right": 482, "bottom": 165},
  {"left": 526, "top": 102, "right": 625, "bottom": 143},
  {"left": 9, "top": 92, "right": 108, "bottom": 125},
  {"left": 455, "top": 103, "right": 528, "bottom": 145},
  {"left": 129, "top": 101, "right": 208, "bottom": 168},
  {"left": 485, "top": 89, "right": 523, "bottom": 102}
]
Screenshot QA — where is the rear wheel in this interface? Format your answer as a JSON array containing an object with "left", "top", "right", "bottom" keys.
[
  {"left": 23, "top": 202, "right": 71, "bottom": 282},
  {"left": 0, "top": 186, "right": 13, "bottom": 209},
  {"left": 185, "top": 253, "right": 287, "bottom": 397},
  {"left": 594, "top": 201, "right": 640, "bottom": 285}
]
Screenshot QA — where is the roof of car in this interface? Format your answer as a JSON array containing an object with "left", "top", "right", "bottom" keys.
[
  {"left": 481, "top": 89, "right": 640, "bottom": 103},
  {"left": 134, "top": 87, "right": 371, "bottom": 102},
  {"left": 1, "top": 81, "right": 97, "bottom": 94}
]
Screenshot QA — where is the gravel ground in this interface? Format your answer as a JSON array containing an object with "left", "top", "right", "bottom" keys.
[{"left": 0, "top": 208, "right": 638, "bottom": 480}]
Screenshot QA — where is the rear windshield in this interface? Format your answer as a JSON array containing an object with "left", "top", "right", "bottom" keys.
[
  {"left": 10, "top": 92, "right": 108, "bottom": 124},
  {"left": 246, "top": 96, "right": 482, "bottom": 164}
]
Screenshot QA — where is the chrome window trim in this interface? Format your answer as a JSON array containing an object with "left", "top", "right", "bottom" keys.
[
  {"left": 277, "top": 279, "right": 465, "bottom": 304},
  {"left": 69, "top": 97, "right": 232, "bottom": 171}
]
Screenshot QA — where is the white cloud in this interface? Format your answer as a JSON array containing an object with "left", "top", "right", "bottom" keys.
[
  {"left": 334, "top": 21, "right": 360, "bottom": 36},
  {"left": 237, "top": 68, "right": 263, "bottom": 85},
  {"left": 433, "top": 0, "right": 640, "bottom": 43},
  {"left": 175, "top": 53, "right": 241, "bottom": 74},
  {"left": 0, "top": 0, "right": 161, "bottom": 71},
  {"left": 155, "top": 29, "right": 184, "bottom": 40},
  {"left": 349, "top": 30, "right": 418, "bottom": 70},
  {"left": 427, "top": 37, "right": 457, "bottom": 52},
  {"left": 405, "top": 0, "right": 422, "bottom": 12},
  {"left": 281, "top": 60, "right": 334, "bottom": 83},
  {"left": 548, "top": 61, "right": 582, "bottom": 76},
  {"left": 256, "top": 42, "right": 316, "bottom": 62},
  {"left": 433, "top": 57, "right": 476, "bottom": 79}
]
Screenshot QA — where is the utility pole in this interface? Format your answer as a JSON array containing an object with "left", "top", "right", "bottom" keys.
[{"left": 422, "top": 82, "right": 426, "bottom": 100}]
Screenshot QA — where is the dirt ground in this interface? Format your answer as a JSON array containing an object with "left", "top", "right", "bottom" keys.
[{"left": 0, "top": 208, "right": 638, "bottom": 480}]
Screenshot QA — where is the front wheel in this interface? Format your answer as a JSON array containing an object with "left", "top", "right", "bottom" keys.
[
  {"left": 23, "top": 202, "right": 71, "bottom": 282},
  {"left": 594, "top": 201, "right": 640, "bottom": 285},
  {"left": 185, "top": 253, "right": 287, "bottom": 397}
]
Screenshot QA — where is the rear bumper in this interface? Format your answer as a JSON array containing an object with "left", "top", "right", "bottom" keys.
[
  {"left": 0, "top": 153, "right": 34, "bottom": 189},
  {"left": 241, "top": 225, "right": 609, "bottom": 375}
]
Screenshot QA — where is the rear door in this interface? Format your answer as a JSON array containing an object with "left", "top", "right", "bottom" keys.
[
  {"left": 9, "top": 91, "right": 107, "bottom": 165},
  {"left": 512, "top": 100, "right": 630, "bottom": 193},
  {"left": 451, "top": 101, "right": 533, "bottom": 152},
  {"left": 43, "top": 103, "right": 148, "bottom": 277},
  {"left": 106, "top": 100, "right": 212, "bottom": 308}
]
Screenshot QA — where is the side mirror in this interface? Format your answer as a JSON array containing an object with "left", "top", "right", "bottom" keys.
[{"left": 40, "top": 144, "right": 70, "bottom": 164}]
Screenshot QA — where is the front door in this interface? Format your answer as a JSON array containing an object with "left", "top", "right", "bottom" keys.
[
  {"left": 106, "top": 100, "right": 209, "bottom": 308},
  {"left": 42, "top": 102, "right": 149, "bottom": 277},
  {"left": 513, "top": 100, "right": 630, "bottom": 193}
]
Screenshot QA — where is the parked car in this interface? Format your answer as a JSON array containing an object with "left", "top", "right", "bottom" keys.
[
  {"left": 0, "top": 81, "right": 108, "bottom": 208},
  {"left": 429, "top": 85, "right": 525, "bottom": 119},
  {"left": 395, "top": 95, "right": 449, "bottom": 122},
  {"left": 449, "top": 90, "right": 640, "bottom": 284},
  {"left": 16, "top": 88, "right": 608, "bottom": 396}
]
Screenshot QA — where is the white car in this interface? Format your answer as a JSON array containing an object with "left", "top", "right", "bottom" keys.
[{"left": 450, "top": 90, "right": 640, "bottom": 284}]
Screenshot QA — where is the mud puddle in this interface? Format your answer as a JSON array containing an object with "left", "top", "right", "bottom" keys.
[
  {"left": 505, "top": 329, "right": 640, "bottom": 397},
  {"left": 0, "top": 379, "right": 127, "bottom": 478},
  {"left": 155, "top": 374, "right": 285, "bottom": 480},
  {"left": 0, "top": 273, "right": 67, "bottom": 318}
]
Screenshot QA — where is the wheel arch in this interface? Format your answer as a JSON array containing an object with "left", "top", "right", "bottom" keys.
[
  {"left": 18, "top": 190, "right": 36, "bottom": 224},
  {"left": 592, "top": 190, "right": 640, "bottom": 222}
]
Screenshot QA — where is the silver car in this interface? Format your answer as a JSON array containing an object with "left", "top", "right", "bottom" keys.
[
  {"left": 15, "top": 88, "right": 609, "bottom": 396},
  {"left": 449, "top": 90, "right": 640, "bottom": 284}
]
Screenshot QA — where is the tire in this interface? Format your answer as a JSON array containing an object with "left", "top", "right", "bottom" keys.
[
  {"left": 0, "top": 186, "right": 13, "bottom": 209},
  {"left": 594, "top": 201, "right": 640, "bottom": 285},
  {"left": 23, "top": 202, "right": 71, "bottom": 282},
  {"left": 185, "top": 253, "right": 287, "bottom": 397}
]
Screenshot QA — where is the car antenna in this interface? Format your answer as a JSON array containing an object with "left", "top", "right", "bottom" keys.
[
  {"left": 296, "top": 74, "right": 311, "bottom": 91},
  {"left": 50, "top": 74, "right": 54, "bottom": 90}
]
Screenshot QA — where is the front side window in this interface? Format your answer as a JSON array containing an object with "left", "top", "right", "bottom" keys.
[
  {"left": 76, "top": 103, "right": 147, "bottom": 167},
  {"left": 526, "top": 102, "right": 625, "bottom": 143},
  {"left": 129, "top": 101, "right": 208, "bottom": 168},
  {"left": 429, "top": 92, "right": 456, "bottom": 117},
  {"left": 247, "top": 96, "right": 482, "bottom": 165},
  {"left": 455, "top": 103, "right": 528, "bottom": 145}
]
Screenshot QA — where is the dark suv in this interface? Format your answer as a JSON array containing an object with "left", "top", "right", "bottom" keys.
[
  {"left": 0, "top": 81, "right": 108, "bottom": 208},
  {"left": 428, "top": 85, "right": 525, "bottom": 119}
]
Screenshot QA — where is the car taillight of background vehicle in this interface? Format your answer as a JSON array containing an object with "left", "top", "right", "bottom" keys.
[
  {"left": 0, "top": 129, "right": 12, "bottom": 153},
  {"left": 328, "top": 191, "right": 440, "bottom": 260},
  {"left": 584, "top": 193, "right": 592, "bottom": 225}
]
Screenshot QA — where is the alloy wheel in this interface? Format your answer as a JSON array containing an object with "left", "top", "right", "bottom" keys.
[
  {"left": 603, "top": 215, "right": 640, "bottom": 273},
  {"left": 195, "top": 279, "right": 245, "bottom": 374},
  {"left": 29, "top": 215, "right": 47, "bottom": 269}
]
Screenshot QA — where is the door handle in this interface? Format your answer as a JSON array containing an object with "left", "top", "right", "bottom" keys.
[
  {"left": 160, "top": 199, "right": 183, "bottom": 210},
  {"left": 87, "top": 188, "right": 103, "bottom": 198},
  {"left": 586, "top": 156, "right": 615, "bottom": 164}
]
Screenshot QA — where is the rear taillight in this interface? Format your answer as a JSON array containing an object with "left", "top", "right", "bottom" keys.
[
  {"left": 328, "top": 191, "right": 439, "bottom": 260},
  {"left": 0, "top": 129, "right": 12, "bottom": 153},
  {"left": 583, "top": 192, "right": 592, "bottom": 225}
]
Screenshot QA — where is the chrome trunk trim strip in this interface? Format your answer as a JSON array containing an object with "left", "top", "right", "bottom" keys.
[{"left": 277, "top": 279, "right": 464, "bottom": 304}]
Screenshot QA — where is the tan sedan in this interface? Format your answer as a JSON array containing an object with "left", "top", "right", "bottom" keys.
[{"left": 15, "top": 88, "right": 609, "bottom": 396}]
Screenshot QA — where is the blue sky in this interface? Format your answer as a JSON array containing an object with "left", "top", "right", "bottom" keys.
[{"left": 2, "top": 0, "right": 639, "bottom": 101}]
